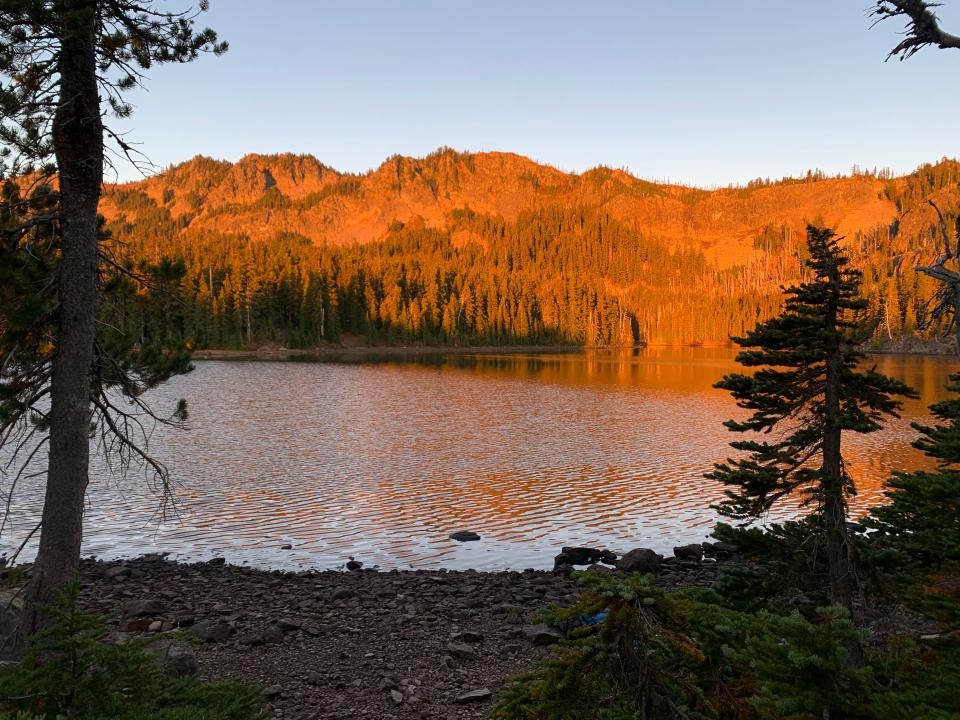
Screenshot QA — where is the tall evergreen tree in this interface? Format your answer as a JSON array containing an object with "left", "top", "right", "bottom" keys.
[
  {"left": 867, "top": 374, "right": 960, "bottom": 564},
  {"left": 0, "top": 1, "right": 225, "bottom": 642},
  {"left": 707, "top": 225, "right": 916, "bottom": 620}
]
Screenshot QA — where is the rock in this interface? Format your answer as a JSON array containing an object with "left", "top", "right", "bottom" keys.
[
  {"left": 277, "top": 618, "right": 303, "bottom": 631},
  {"left": 846, "top": 521, "right": 866, "bottom": 534},
  {"left": 189, "top": 620, "right": 234, "bottom": 643},
  {"left": 673, "top": 543, "right": 703, "bottom": 562},
  {"left": 451, "top": 630, "right": 484, "bottom": 643},
  {"left": 560, "top": 546, "right": 601, "bottom": 565},
  {"left": 702, "top": 542, "right": 738, "bottom": 561},
  {"left": 346, "top": 559, "right": 363, "bottom": 571},
  {"left": 616, "top": 548, "right": 661, "bottom": 574},
  {"left": 148, "top": 620, "right": 163, "bottom": 633},
  {"left": 553, "top": 553, "right": 574, "bottom": 571},
  {"left": 207, "top": 557, "right": 226, "bottom": 566},
  {"left": 449, "top": 531, "right": 481, "bottom": 542},
  {"left": 280, "top": 544, "right": 293, "bottom": 550},
  {"left": 263, "top": 685, "right": 283, "bottom": 699},
  {"left": 242, "top": 625, "right": 284, "bottom": 646},
  {"left": 598, "top": 549, "right": 618, "bottom": 564},
  {"left": 304, "top": 672, "right": 323, "bottom": 685},
  {"left": 521, "top": 624, "right": 563, "bottom": 646},
  {"left": 455, "top": 687, "right": 493, "bottom": 704},
  {"left": 104, "top": 566, "right": 131, "bottom": 580},
  {"left": 446, "top": 642, "right": 478, "bottom": 659},
  {"left": 332, "top": 588, "right": 354, "bottom": 601},
  {"left": 123, "top": 597, "right": 168, "bottom": 617},
  {"left": 586, "top": 563, "right": 613, "bottom": 574},
  {"left": 145, "top": 640, "right": 198, "bottom": 678},
  {"left": 118, "top": 618, "right": 152, "bottom": 633},
  {"left": 390, "top": 689, "right": 404, "bottom": 705}
]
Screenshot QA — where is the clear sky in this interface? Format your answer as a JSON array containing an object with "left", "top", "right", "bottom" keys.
[{"left": 110, "top": 0, "right": 960, "bottom": 186}]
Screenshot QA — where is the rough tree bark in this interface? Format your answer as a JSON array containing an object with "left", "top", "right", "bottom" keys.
[
  {"left": 822, "top": 270, "right": 866, "bottom": 668},
  {"left": 21, "top": 0, "right": 103, "bottom": 638}
]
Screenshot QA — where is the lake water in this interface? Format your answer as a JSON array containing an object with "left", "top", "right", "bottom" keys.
[{"left": 1, "top": 348, "right": 956, "bottom": 571}]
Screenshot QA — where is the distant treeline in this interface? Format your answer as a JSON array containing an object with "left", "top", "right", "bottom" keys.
[{"left": 100, "top": 161, "right": 960, "bottom": 350}]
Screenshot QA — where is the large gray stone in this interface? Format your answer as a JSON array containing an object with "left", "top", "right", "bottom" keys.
[
  {"left": 122, "top": 598, "right": 168, "bottom": 617},
  {"left": 616, "top": 548, "right": 661, "bottom": 574},
  {"left": 145, "top": 640, "right": 198, "bottom": 678},
  {"left": 188, "top": 620, "right": 234, "bottom": 643},
  {"left": 521, "top": 624, "right": 563, "bottom": 646}
]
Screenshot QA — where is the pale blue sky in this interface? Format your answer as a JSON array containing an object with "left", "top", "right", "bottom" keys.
[{"left": 111, "top": 1, "right": 960, "bottom": 186}]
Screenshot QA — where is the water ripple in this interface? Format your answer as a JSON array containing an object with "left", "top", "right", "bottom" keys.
[{"left": 0, "top": 348, "right": 953, "bottom": 570}]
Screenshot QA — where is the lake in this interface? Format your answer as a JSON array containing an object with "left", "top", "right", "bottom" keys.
[{"left": 1, "top": 348, "right": 956, "bottom": 571}]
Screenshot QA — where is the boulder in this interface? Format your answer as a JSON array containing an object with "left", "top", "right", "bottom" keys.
[
  {"left": 616, "top": 548, "right": 661, "bottom": 574},
  {"left": 702, "top": 542, "right": 739, "bottom": 561},
  {"left": 673, "top": 543, "right": 703, "bottom": 562},
  {"left": 145, "top": 640, "right": 198, "bottom": 678},
  {"left": 449, "top": 531, "right": 481, "bottom": 542},
  {"left": 560, "top": 546, "right": 601, "bottom": 564},
  {"left": 346, "top": 559, "right": 363, "bottom": 571},
  {"left": 451, "top": 630, "right": 484, "bottom": 643},
  {"left": 122, "top": 598, "right": 168, "bottom": 617},
  {"left": 104, "top": 565, "right": 131, "bottom": 580},
  {"left": 558, "top": 546, "right": 618, "bottom": 565},
  {"left": 521, "top": 624, "right": 563, "bottom": 646},
  {"left": 446, "top": 642, "right": 478, "bottom": 660}
]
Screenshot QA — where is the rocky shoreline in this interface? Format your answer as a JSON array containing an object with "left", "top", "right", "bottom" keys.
[{"left": 72, "top": 548, "right": 724, "bottom": 719}]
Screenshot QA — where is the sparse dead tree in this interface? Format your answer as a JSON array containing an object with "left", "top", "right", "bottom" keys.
[
  {"left": 914, "top": 201, "right": 960, "bottom": 353},
  {"left": 871, "top": 1, "right": 960, "bottom": 59}
]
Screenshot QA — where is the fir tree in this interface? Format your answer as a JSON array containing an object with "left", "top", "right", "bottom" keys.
[
  {"left": 867, "top": 373, "right": 960, "bottom": 564},
  {"left": 707, "top": 225, "right": 916, "bottom": 619}
]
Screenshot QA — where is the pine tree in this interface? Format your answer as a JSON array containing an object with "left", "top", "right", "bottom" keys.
[
  {"left": 707, "top": 225, "right": 916, "bottom": 621},
  {"left": 867, "top": 373, "right": 960, "bottom": 565},
  {"left": 0, "top": 0, "right": 225, "bottom": 642}
]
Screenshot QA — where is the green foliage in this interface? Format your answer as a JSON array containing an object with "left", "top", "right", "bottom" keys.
[
  {"left": 496, "top": 567, "right": 960, "bottom": 720},
  {"left": 493, "top": 572, "right": 753, "bottom": 720},
  {"left": 746, "top": 607, "right": 874, "bottom": 720},
  {"left": 708, "top": 225, "right": 916, "bottom": 519},
  {"left": 493, "top": 570, "right": 910, "bottom": 720},
  {"left": 0, "top": 584, "right": 262, "bottom": 720},
  {"left": 867, "top": 373, "right": 960, "bottom": 566}
]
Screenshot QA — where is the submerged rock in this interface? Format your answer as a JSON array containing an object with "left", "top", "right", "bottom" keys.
[{"left": 449, "top": 531, "right": 481, "bottom": 542}]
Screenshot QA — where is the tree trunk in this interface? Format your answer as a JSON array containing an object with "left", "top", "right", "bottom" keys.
[
  {"left": 21, "top": 1, "right": 103, "bottom": 641},
  {"left": 822, "top": 286, "right": 865, "bottom": 668}
]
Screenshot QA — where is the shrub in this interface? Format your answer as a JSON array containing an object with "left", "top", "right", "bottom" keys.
[{"left": 0, "top": 584, "right": 263, "bottom": 720}]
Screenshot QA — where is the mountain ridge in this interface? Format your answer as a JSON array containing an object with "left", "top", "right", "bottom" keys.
[{"left": 102, "top": 148, "right": 954, "bottom": 270}]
